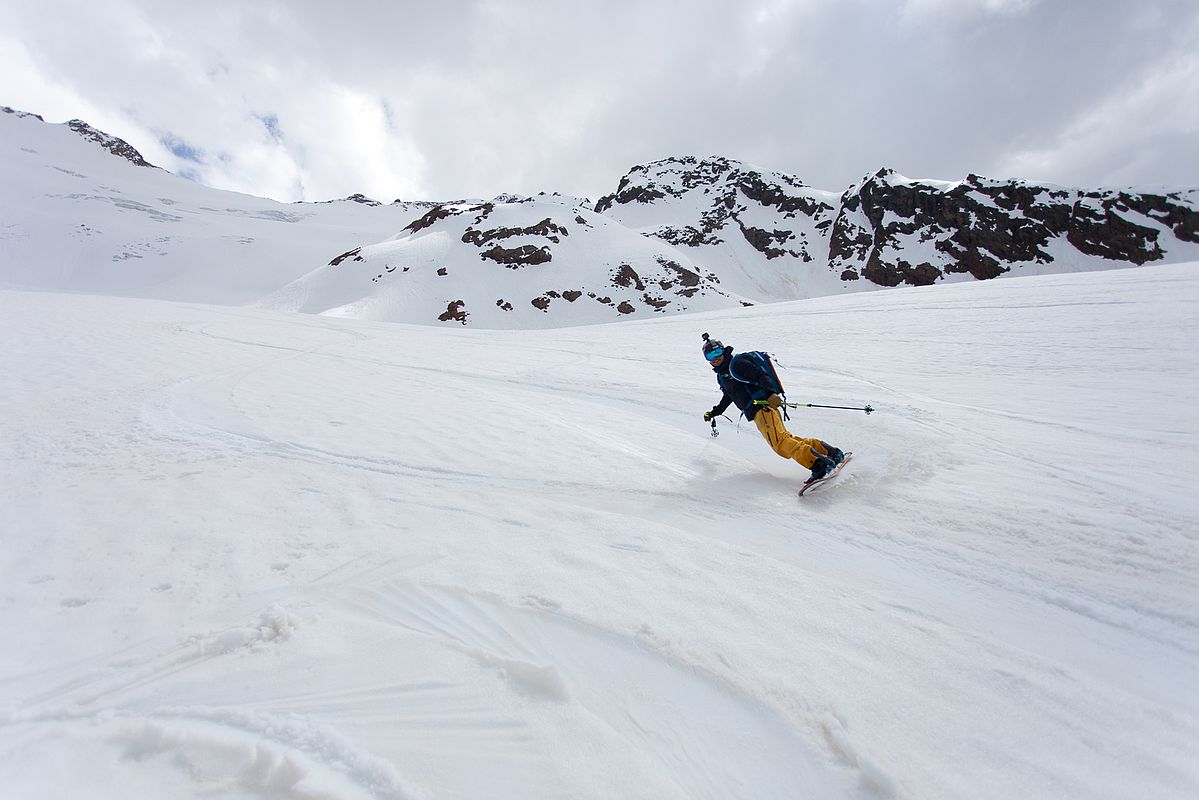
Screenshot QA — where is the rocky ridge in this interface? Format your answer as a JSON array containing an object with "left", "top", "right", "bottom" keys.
[
  {"left": 826, "top": 169, "right": 1199, "bottom": 287},
  {"left": 596, "top": 157, "right": 1199, "bottom": 294},
  {"left": 597, "top": 155, "right": 838, "bottom": 263}
]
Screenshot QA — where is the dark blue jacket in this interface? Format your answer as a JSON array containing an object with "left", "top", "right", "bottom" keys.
[{"left": 709, "top": 348, "right": 775, "bottom": 421}]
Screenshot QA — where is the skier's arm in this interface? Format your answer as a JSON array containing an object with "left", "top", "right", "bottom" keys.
[{"left": 706, "top": 392, "right": 733, "bottom": 420}]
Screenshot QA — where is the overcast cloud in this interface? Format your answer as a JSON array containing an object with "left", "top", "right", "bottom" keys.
[{"left": 3, "top": 0, "right": 1197, "bottom": 203}]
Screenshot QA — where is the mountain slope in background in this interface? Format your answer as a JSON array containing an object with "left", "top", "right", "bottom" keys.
[
  {"left": 597, "top": 155, "right": 1199, "bottom": 298},
  {"left": 3, "top": 105, "right": 1198, "bottom": 326},
  {"left": 0, "top": 106, "right": 432, "bottom": 304},
  {"left": 262, "top": 198, "right": 750, "bottom": 328},
  {"left": 827, "top": 168, "right": 1199, "bottom": 287},
  {"left": 595, "top": 155, "right": 846, "bottom": 299}
]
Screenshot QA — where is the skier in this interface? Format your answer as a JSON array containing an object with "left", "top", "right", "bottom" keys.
[{"left": 701, "top": 333, "right": 845, "bottom": 484}]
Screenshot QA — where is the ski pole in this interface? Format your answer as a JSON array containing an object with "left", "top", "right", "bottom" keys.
[
  {"left": 755, "top": 400, "right": 875, "bottom": 415},
  {"left": 706, "top": 413, "right": 735, "bottom": 436}
]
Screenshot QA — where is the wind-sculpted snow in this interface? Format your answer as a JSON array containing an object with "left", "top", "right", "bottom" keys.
[{"left": 3, "top": 263, "right": 1199, "bottom": 798}]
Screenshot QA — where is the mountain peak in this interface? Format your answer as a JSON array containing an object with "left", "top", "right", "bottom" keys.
[
  {"left": 64, "top": 118, "right": 158, "bottom": 169},
  {"left": 2, "top": 105, "right": 45, "bottom": 122}
]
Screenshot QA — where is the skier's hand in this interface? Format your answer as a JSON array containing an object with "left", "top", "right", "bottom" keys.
[
  {"left": 703, "top": 410, "right": 714, "bottom": 422},
  {"left": 767, "top": 394, "right": 782, "bottom": 409}
]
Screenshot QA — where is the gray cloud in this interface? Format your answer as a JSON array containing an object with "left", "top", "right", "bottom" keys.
[{"left": 2, "top": 0, "right": 1196, "bottom": 202}]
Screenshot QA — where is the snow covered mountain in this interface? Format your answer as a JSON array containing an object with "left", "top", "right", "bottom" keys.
[
  {"left": 0, "top": 106, "right": 434, "bottom": 305},
  {"left": 598, "top": 156, "right": 1199, "bottom": 296},
  {"left": 595, "top": 155, "right": 845, "bottom": 299},
  {"left": 262, "top": 199, "right": 749, "bottom": 328},
  {"left": 827, "top": 168, "right": 1199, "bottom": 286},
  {"left": 3, "top": 105, "right": 1198, "bottom": 327}
]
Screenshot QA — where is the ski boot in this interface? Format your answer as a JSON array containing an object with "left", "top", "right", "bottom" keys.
[
  {"left": 823, "top": 445, "right": 846, "bottom": 466},
  {"left": 808, "top": 454, "right": 837, "bottom": 483}
]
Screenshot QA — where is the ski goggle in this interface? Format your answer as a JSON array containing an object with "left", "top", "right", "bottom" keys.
[{"left": 704, "top": 347, "right": 724, "bottom": 362}]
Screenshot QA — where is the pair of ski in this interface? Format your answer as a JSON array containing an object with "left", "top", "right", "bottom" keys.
[{"left": 798, "top": 452, "right": 853, "bottom": 497}]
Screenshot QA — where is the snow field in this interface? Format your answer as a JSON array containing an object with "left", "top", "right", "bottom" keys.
[{"left": 2, "top": 262, "right": 1198, "bottom": 799}]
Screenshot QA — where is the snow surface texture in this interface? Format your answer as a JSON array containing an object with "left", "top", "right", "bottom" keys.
[{"left": 3, "top": 263, "right": 1198, "bottom": 799}]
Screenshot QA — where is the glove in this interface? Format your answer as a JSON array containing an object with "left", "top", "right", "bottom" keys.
[
  {"left": 703, "top": 410, "right": 714, "bottom": 422},
  {"left": 766, "top": 394, "right": 782, "bottom": 409}
]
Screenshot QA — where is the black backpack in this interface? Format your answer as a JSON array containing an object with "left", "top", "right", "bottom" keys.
[{"left": 728, "top": 351, "right": 784, "bottom": 400}]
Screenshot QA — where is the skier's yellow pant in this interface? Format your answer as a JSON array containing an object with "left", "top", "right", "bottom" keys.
[{"left": 754, "top": 407, "right": 829, "bottom": 469}]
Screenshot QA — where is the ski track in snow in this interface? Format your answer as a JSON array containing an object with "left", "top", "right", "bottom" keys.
[{"left": 3, "top": 265, "right": 1199, "bottom": 798}]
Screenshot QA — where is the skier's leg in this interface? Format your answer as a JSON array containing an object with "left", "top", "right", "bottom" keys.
[
  {"left": 755, "top": 409, "right": 824, "bottom": 468},
  {"left": 789, "top": 437, "right": 830, "bottom": 468}
]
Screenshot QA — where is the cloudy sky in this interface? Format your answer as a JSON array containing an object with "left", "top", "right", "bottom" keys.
[{"left": 3, "top": 0, "right": 1197, "bottom": 203}]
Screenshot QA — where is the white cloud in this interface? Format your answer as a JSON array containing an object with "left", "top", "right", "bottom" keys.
[
  {"left": 2, "top": 0, "right": 1197, "bottom": 201},
  {"left": 995, "top": 49, "right": 1199, "bottom": 187}
]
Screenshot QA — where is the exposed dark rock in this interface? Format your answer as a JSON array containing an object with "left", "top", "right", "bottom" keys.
[
  {"left": 617, "top": 301, "right": 636, "bottom": 314},
  {"left": 1122, "top": 193, "right": 1199, "bottom": 242},
  {"left": 653, "top": 224, "right": 723, "bottom": 247},
  {"left": 329, "top": 247, "right": 363, "bottom": 266},
  {"left": 531, "top": 296, "right": 551, "bottom": 311},
  {"left": 2, "top": 106, "right": 44, "bottom": 121},
  {"left": 471, "top": 203, "right": 495, "bottom": 224},
  {"left": 870, "top": 260, "right": 943, "bottom": 287},
  {"left": 597, "top": 157, "right": 1196, "bottom": 294},
  {"left": 563, "top": 290, "right": 582, "bottom": 302},
  {"left": 827, "top": 170, "right": 1198, "bottom": 286},
  {"left": 66, "top": 119, "right": 157, "bottom": 168},
  {"left": 1067, "top": 195, "right": 1163, "bottom": 264},
  {"left": 594, "top": 179, "right": 666, "bottom": 213},
  {"left": 462, "top": 217, "right": 569, "bottom": 247},
  {"left": 405, "top": 204, "right": 464, "bottom": 234},
  {"left": 612, "top": 264, "right": 645, "bottom": 291},
  {"left": 643, "top": 293, "right": 670, "bottom": 311},
  {"left": 481, "top": 244, "right": 552, "bottom": 267},
  {"left": 437, "top": 267, "right": 448, "bottom": 276},
  {"left": 496, "top": 299, "right": 514, "bottom": 311},
  {"left": 656, "top": 259, "right": 701, "bottom": 287},
  {"left": 437, "top": 300, "right": 469, "bottom": 324},
  {"left": 738, "top": 221, "right": 794, "bottom": 259}
]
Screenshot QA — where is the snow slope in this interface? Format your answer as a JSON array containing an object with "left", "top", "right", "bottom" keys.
[
  {"left": 261, "top": 200, "right": 751, "bottom": 329},
  {"left": 3, "top": 263, "right": 1197, "bottom": 799},
  {"left": 0, "top": 107, "right": 429, "bottom": 304}
]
